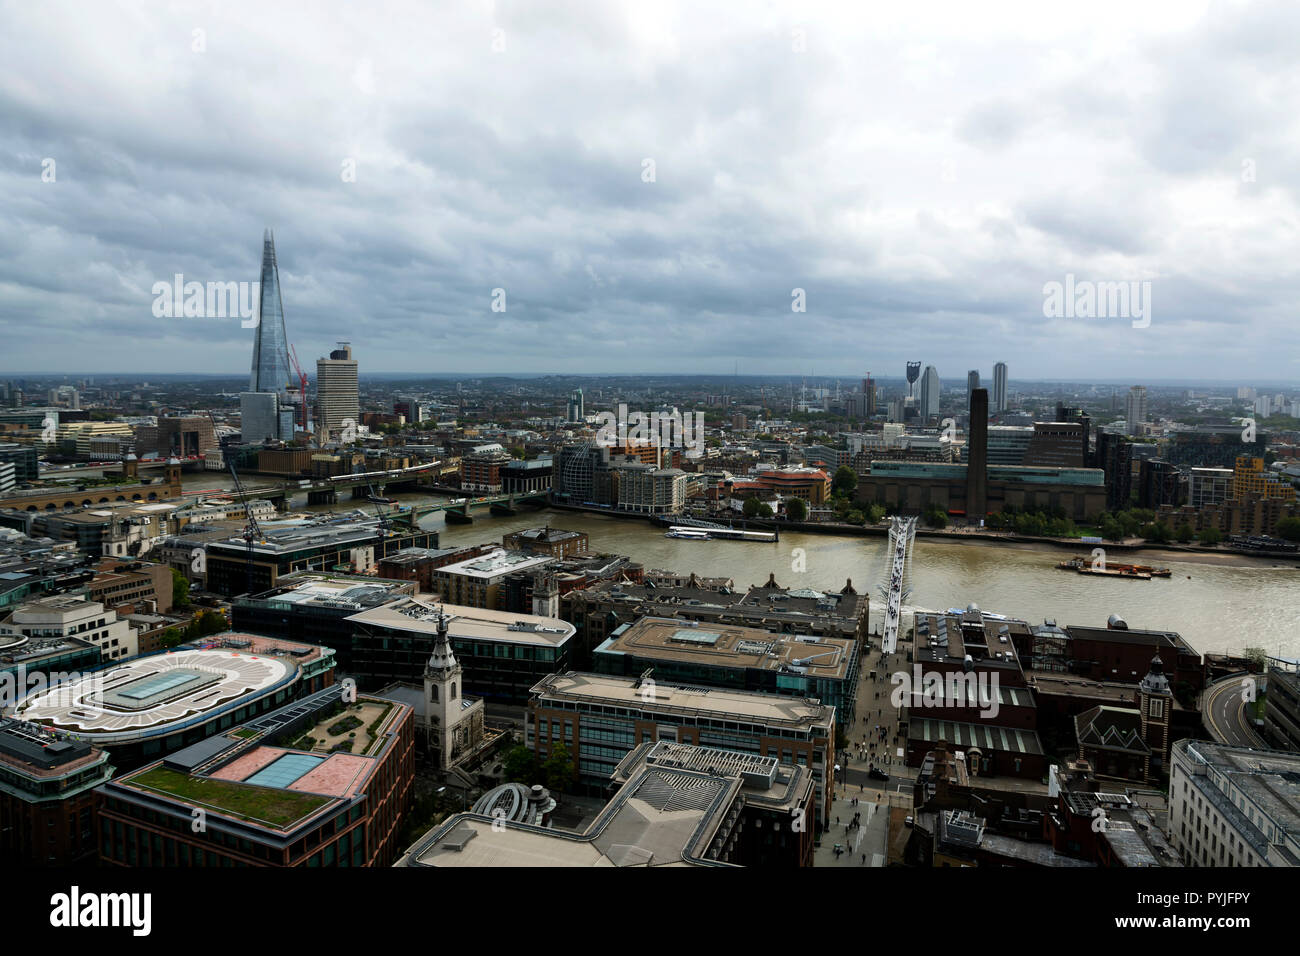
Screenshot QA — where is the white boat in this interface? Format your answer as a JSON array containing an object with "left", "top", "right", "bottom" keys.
[{"left": 665, "top": 528, "right": 712, "bottom": 540}]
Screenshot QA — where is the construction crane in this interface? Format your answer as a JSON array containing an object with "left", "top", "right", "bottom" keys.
[
  {"left": 364, "top": 479, "right": 391, "bottom": 534},
  {"left": 207, "top": 412, "right": 263, "bottom": 595},
  {"left": 289, "top": 344, "right": 310, "bottom": 433}
]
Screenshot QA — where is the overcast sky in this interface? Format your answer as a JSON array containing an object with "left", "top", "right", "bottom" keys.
[{"left": 1, "top": 0, "right": 1297, "bottom": 383}]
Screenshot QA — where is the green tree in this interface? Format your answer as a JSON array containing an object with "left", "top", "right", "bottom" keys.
[
  {"left": 757, "top": 502, "right": 774, "bottom": 518},
  {"left": 187, "top": 610, "right": 228, "bottom": 639},
  {"left": 502, "top": 745, "right": 538, "bottom": 784},
  {"left": 1198, "top": 526, "right": 1222, "bottom": 546},
  {"left": 845, "top": 510, "right": 865, "bottom": 525},
  {"left": 1275, "top": 517, "right": 1300, "bottom": 542},
  {"left": 543, "top": 742, "right": 576, "bottom": 793},
  {"left": 171, "top": 568, "right": 191, "bottom": 608},
  {"left": 785, "top": 497, "right": 808, "bottom": 521},
  {"left": 158, "top": 627, "right": 186, "bottom": 649},
  {"left": 742, "top": 497, "right": 761, "bottom": 518},
  {"left": 1175, "top": 522, "right": 1194, "bottom": 544},
  {"left": 1243, "top": 647, "right": 1269, "bottom": 673},
  {"left": 1143, "top": 522, "right": 1172, "bottom": 545},
  {"left": 832, "top": 465, "right": 858, "bottom": 496},
  {"left": 923, "top": 506, "right": 948, "bottom": 529}
]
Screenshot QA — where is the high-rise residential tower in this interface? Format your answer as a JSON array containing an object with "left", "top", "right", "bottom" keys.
[
  {"left": 567, "top": 389, "right": 584, "bottom": 423},
  {"left": 1127, "top": 385, "right": 1148, "bottom": 436},
  {"left": 992, "top": 362, "right": 1008, "bottom": 413},
  {"left": 861, "top": 374, "right": 876, "bottom": 416},
  {"left": 920, "top": 366, "right": 940, "bottom": 421},
  {"left": 966, "top": 388, "right": 989, "bottom": 519},
  {"left": 317, "top": 343, "right": 359, "bottom": 440}
]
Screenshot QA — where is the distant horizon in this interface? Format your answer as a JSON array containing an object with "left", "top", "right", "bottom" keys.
[{"left": 1, "top": 370, "right": 1294, "bottom": 390}]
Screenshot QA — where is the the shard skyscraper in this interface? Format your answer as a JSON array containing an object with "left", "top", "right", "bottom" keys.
[
  {"left": 242, "top": 229, "right": 297, "bottom": 443},
  {"left": 249, "top": 229, "right": 292, "bottom": 397}
]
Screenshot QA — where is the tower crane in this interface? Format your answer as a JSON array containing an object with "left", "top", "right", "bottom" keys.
[{"left": 207, "top": 411, "right": 263, "bottom": 595}]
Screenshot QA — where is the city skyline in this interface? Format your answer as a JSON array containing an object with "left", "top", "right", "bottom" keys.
[{"left": 3, "top": 2, "right": 1299, "bottom": 379}]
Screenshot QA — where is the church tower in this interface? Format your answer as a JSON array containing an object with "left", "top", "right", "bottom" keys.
[
  {"left": 424, "top": 611, "right": 462, "bottom": 768},
  {"left": 1137, "top": 654, "right": 1173, "bottom": 781},
  {"left": 532, "top": 570, "right": 559, "bottom": 619}
]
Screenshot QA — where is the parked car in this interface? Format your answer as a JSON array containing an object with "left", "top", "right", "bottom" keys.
[{"left": 868, "top": 768, "right": 890, "bottom": 782}]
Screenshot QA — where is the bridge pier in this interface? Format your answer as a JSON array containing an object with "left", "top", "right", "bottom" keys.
[
  {"left": 490, "top": 499, "right": 517, "bottom": 516},
  {"left": 308, "top": 489, "right": 338, "bottom": 506},
  {"left": 444, "top": 508, "right": 473, "bottom": 525}
]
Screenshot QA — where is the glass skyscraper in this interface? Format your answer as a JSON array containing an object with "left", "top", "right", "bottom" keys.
[{"left": 249, "top": 229, "right": 292, "bottom": 398}]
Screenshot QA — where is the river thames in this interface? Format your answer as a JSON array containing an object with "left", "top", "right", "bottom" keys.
[{"left": 183, "top": 472, "right": 1300, "bottom": 660}]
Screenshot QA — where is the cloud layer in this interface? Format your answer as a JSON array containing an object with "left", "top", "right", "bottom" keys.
[{"left": 1, "top": 0, "right": 1297, "bottom": 382}]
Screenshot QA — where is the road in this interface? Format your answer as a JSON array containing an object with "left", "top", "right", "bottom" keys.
[{"left": 1201, "top": 673, "right": 1267, "bottom": 748}]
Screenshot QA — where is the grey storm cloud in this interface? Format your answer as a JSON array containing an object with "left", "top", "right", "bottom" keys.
[{"left": 1, "top": 0, "right": 1299, "bottom": 381}]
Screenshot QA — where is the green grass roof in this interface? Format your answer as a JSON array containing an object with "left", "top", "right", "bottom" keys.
[{"left": 129, "top": 765, "right": 332, "bottom": 829}]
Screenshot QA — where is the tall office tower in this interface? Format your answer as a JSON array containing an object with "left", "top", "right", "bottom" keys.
[
  {"left": 905, "top": 361, "right": 921, "bottom": 399},
  {"left": 567, "top": 389, "right": 584, "bottom": 423},
  {"left": 920, "top": 366, "right": 940, "bottom": 420},
  {"left": 861, "top": 374, "right": 876, "bottom": 416},
  {"left": 1126, "top": 386, "right": 1148, "bottom": 436},
  {"left": 966, "top": 388, "right": 989, "bottom": 519},
  {"left": 240, "top": 391, "right": 285, "bottom": 444},
  {"left": 249, "top": 229, "right": 292, "bottom": 400},
  {"left": 992, "top": 362, "right": 1008, "bottom": 412},
  {"left": 967, "top": 370, "right": 980, "bottom": 407},
  {"left": 317, "top": 343, "right": 359, "bottom": 440}
]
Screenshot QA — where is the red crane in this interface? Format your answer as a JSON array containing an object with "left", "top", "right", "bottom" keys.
[{"left": 289, "top": 344, "right": 309, "bottom": 431}]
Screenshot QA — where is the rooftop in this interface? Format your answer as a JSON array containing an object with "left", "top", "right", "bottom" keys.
[
  {"left": 433, "top": 548, "right": 555, "bottom": 579},
  {"left": 1064, "top": 623, "right": 1198, "bottom": 656},
  {"left": 913, "top": 608, "right": 1031, "bottom": 670},
  {"left": 1176, "top": 740, "right": 1300, "bottom": 860},
  {"left": 243, "top": 574, "right": 413, "bottom": 611},
  {"left": 0, "top": 716, "right": 101, "bottom": 777},
  {"left": 347, "top": 597, "right": 574, "bottom": 647},
  {"left": 125, "top": 764, "right": 332, "bottom": 830},
  {"left": 208, "top": 518, "right": 392, "bottom": 556},
  {"left": 597, "top": 616, "right": 855, "bottom": 680},
  {"left": 17, "top": 634, "right": 326, "bottom": 741},
  {"left": 400, "top": 741, "right": 812, "bottom": 867},
  {"left": 908, "top": 716, "right": 1045, "bottom": 757},
  {"left": 531, "top": 671, "right": 834, "bottom": 728}
]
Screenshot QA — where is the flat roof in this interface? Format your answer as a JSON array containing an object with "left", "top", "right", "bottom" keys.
[
  {"left": 531, "top": 671, "right": 834, "bottom": 728},
  {"left": 401, "top": 742, "right": 812, "bottom": 867},
  {"left": 347, "top": 598, "right": 574, "bottom": 648},
  {"left": 17, "top": 636, "right": 323, "bottom": 740},
  {"left": 209, "top": 520, "right": 386, "bottom": 556},
  {"left": 1064, "top": 624, "right": 1197, "bottom": 655},
  {"left": 247, "top": 576, "right": 411, "bottom": 611},
  {"left": 433, "top": 548, "right": 555, "bottom": 579},
  {"left": 598, "top": 616, "right": 855, "bottom": 680},
  {"left": 123, "top": 764, "right": 333, "bottom": 831}
]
